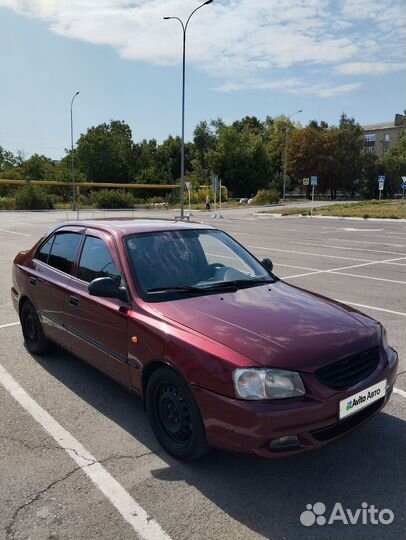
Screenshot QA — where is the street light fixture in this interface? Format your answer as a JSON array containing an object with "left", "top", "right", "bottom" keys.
[
  {"left": 70, "top": 91, "right": 80, "bottom": 216},
  {"left": 283, "top": 109, "right": 303, "bottom": 200},
  {"left": 164, "top": 0, "right": 213, "bottom": 220}
]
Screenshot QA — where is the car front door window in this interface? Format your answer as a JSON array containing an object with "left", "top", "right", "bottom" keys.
[
  {"left": 48, "top": 233, "right": 82, "bottom": 274},
  {"left": 77, "top": 236, "right": 122, "bottom": 285}
]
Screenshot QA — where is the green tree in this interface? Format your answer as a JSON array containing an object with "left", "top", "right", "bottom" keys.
[
  {"left": 359, "top": 152, "right": 379, "bottom": 198},
  {"left": 287, "top": 115, "right": 364, "bottom": 199},
  {"left": 0, "top": 146, "right": 20, "bottom": 171},
  {"left": 192, "top": 121, "right": 216, "bottom": 184},
  {"left": 133, "top": 139, "right": 159, "bottom": 178},
  {"left": 332, "top": 114, "right": 363, "bottom": 197},
  {"left": 382, "top": 133, "right": 406, "bottom": 197},
  {"left": 208, "top": 125, "right": 272, "bottom": 197},
  {"left": 287, "top": 126, "right": 331, "bottom": 194},
  {"left": 21, "top": 154, "right": 55, "bottom": 180},
  {"left": 232, "top": 116, "right": 264, "bottom": 136},
  {"left": 156, "top": 135, "right": 194, "bottom": 182},
  {"left": 264, "top": 115, "right": 297, "bottom": 191},
  {"left": 76, "top": 120, "right": 135, "bottom": 182}
]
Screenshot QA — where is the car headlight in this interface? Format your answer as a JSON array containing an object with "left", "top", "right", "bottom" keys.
[
  {"left": 381, "top": 325, "right": 397, "bottom": 368},
  {"left": 233, "top": 368, "right": 305, "bottom": 400},
  {"left": 381, "top": 325, "right": 389, "bottom": 350}
]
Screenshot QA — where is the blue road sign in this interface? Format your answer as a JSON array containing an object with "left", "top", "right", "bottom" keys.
[
  {"left": 378, "top": 175, "right": 385, "bottom": 183},
  {"left": 401, "top": 182, "right": 406, "bottom": 190},
  {"left": 311, "top": 176, "right": 318, "bottom": 186}
]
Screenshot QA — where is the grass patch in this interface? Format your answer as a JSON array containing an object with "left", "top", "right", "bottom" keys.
[
  {"left": 262, "top": 200, "right": 406, "bottom": 219},
  {"left": 52, "top": 200, "right": 242, "bottom": 211}
]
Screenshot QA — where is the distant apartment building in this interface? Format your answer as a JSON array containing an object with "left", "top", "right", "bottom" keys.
[{"left": 362, "top": 114, "right": 405, "bottom": 158}]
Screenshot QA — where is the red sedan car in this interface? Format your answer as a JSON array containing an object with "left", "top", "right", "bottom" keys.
[{"left": 12, "top": 219, "right": 398, "bottom": 460}]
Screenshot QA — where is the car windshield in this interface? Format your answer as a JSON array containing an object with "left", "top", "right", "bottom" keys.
[{"left": 125, "top": 229, "right": 274, "bottom": 298}]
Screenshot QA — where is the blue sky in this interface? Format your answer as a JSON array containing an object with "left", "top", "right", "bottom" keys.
[{"left": 0, "top": 0, "right": 405, "bottom": 160}]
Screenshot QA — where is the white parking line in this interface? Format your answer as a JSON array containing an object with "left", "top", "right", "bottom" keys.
[
  {"left": 248, "top": 245, "right": 370, "bottom": 262},
  {"left": 289, "top": 241, "right": 406, "bottom": 257},
  {"left": 393, "top": 387, "right": 406, "bottom": 398},
  {"left": 327, "top": 238, "right": 405, "bottom": 249},
  {"left": 330, "top": 272, "right": 405, "bottom": 285},
  {"left": 0, "top": 228, "right": 31, "bottom": 237},
  {"left": 275, "top": 263, "right": 320, "bottom": 272},
  {"left": 332, "top": 300, "right": 406, "bottom": 317},
  {"left": 0, "top": 322, "right": 20, "bottom": 329},
  {"left": 0, "top": 363, "right": 172, "bottom": 540},
  {"left": 14, "top": 221, "right": 50, "bottom": 227},
  {"left": 320, "top": 228, "right": 384, "bottom": 234},
  {"left": 280, "top": 256, "right": 406, "bottom": 280}
]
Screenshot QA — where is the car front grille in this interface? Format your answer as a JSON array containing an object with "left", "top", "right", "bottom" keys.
[
  {"left": 315, "top": 347, "right": 380, "bottom": 390},
  {"left": 311, "top": 397, "right": 384, "bottom": 441}
]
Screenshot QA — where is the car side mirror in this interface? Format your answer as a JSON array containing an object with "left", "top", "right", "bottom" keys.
[
  {"left": 88, "top": 277, "right": 129, "bottom": 302},
  {"left": 261, "top": 258, "right": 273, "bottom": 274}
]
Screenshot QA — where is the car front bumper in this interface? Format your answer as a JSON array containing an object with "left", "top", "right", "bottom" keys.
[{"left": 192, "top": 348, "right": 399, "bottom": 458}]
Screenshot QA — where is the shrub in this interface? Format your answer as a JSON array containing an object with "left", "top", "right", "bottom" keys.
[
  {"left": 150, "top": 196, "right": 165, "bottom": 204},
  {"left": 91, "top": 189, "right": 134, "bottom": 209},
  {"left": 14, "top": 184, "right": 54, "bottom": 210},
  {"left": 220, "top": 185, "right": 228, "bottom": 201},
  {"left": 0, "top": 196, "right": 15, "bottom": 210},
  {"left": 0, "top": 184, "right": 17, "bottom": 197},
  {"left": 252, "top": 189, "right": 280, "bottom": 205}
]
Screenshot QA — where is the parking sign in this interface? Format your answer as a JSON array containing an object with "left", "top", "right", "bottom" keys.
[{"left": 311, "top": 176, "right": 318, "bottom": 186}]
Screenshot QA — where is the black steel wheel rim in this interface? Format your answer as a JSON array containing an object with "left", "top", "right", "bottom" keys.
[
  {"left": 24, "top": 307, "right": 39, "bottom": 344},
  {"left": 156, "top": 382, "right": 192, "bottom": 446}
]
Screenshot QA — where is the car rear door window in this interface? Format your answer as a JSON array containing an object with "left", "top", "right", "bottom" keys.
[
  {"left": 48, "top": 232, "right": 82, "bottom": 274},
  {"left": 36, "top": 235, "right": 55, "bottom": 264},
  {"left": 77, "top": 236, "right": 121, "bottom": 285}
]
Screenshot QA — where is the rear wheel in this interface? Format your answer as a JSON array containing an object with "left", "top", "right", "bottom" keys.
[
  {"left": 20, "top": 301, "right": 51, "bottom": 355},
  {"left": 146, "top": 367, "right": 210, "bottom": 460}
]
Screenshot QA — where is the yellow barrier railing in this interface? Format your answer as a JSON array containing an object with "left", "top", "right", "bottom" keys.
[{"left": 0, "top": 179, "right": 179, "bottom": 189}]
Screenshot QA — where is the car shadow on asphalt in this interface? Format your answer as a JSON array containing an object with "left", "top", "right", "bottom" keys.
[{"left": 33, "top": 346, "right": 405, "bottom": 540}]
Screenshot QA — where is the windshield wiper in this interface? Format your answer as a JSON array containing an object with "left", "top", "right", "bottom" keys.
[
  {"left": 147, "top": 285, "right": 207, "bottom": 294},
  {"left": 147, "top": 282, "right": 241, "bottom": 294},
  {"left": 147, "top": 278, "right": 272, "bottom": 295},
  {"left": 201, "top": 278, "right": 272, "bottom": 290}
]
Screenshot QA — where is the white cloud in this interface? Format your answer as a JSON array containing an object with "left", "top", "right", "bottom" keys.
[
  {"left": 335, "top": 62, "right": 405, "bottom": 76},
  {"left": 1, "top": 0, "right": 405, "bottom": 98},
  {"left": 215, "top": 78, "right": 362, "bottom": 97},
  {"left": 305, "top": 82, "right": 362, "bottom": 97}
]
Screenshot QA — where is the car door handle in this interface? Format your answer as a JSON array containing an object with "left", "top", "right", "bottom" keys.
[
  {"left": 69, "top": 295, "right": 80, "bottom": 306},
  {"left": 29, "top": 276, "right": 36, "bottom": 285}
]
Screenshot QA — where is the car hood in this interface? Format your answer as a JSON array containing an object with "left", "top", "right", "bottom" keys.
[{"left": 149, "top": 281, "right": 380, "bottom": 373}]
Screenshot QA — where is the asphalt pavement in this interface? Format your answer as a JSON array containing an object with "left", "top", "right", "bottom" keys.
[{"left": 0, "top": 207, "right": 405, "bottom": 540}]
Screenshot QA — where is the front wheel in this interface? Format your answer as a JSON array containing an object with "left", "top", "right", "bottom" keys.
[
  {"left": 146, "top": 367, "right": 210, "bottom": 460},
  {"left": 21, "top": 301, "right": 51, "bottom": 355}
]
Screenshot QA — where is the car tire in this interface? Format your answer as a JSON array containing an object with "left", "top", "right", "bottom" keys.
[
  {"left": 21, "top": 301, "right": 51, "bottom": 355},
  {"left": 146, "top": 367, "right": 210, "bottom": 460}
]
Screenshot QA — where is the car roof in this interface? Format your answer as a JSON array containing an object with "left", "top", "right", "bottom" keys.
[{"left": 54, "top": 218, "right": 215, "bottom": 238}]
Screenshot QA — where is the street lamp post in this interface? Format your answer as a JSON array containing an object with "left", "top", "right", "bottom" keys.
[
  {"left": 164, "top": 0, "right": 213, "bottom": 220},
  {"left": 283, "top": 109, "right": 303, "bottom": 200},
  {"left": 70, "top": 91, "right": 80, "bottom": 217}
]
